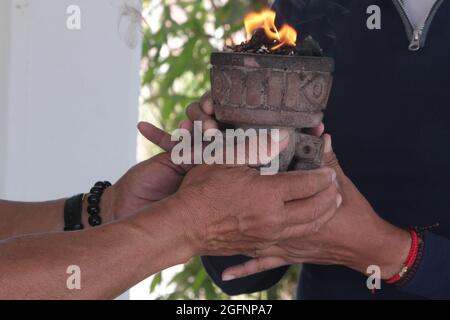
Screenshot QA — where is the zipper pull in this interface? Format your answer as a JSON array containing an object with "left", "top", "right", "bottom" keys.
[{"left": 409, "top": 29, "right": 422, "bottom": 51}]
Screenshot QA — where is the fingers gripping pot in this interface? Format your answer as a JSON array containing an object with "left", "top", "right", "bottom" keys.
[{"left": 211, "top": 52, "right": 334, "bottom": 171}]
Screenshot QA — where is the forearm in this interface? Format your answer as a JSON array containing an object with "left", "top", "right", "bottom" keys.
[
  {"left": 0, "top": 199, "right": 192, "bottom": 299},
  {"left": 0, "top": 199, "right": 66, "bottom": 239},
  {"left": 0, "top": 189, "right": 115, "bottom": 240}
]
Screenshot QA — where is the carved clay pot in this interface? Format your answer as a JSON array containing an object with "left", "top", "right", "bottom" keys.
[{"left": 211, "top": 52, "right": 334, "bottom": 171}]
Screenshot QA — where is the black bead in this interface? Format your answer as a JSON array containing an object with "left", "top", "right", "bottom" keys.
[
  {"left": 88, "top": 215, "right": 102, "bottom": 227},
  {"left": 90, "top": 187, "right": 103, "bottom": 196},
  {"left": 103, "top": 181, "right": 112, "bottom": 188},
  {"left": 87, "top": 194, "right": 100, "bottom": 205},
  {"left": 87, "top": 206, "right": 100, "bottom": 216},
  {"left": 94, "top": 181, "right": 106, "bottom": 189}
]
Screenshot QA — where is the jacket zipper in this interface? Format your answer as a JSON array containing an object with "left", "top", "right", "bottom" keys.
[{"left": 393, "top": 0, "right": 444, "bottom": 51}]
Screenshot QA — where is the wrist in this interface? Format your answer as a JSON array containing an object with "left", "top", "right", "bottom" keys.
[
  {"left": 99, "top": 186, "right": 116, "bottom": 223},
  {"left": 127, "top": 198, "right": 196, "bottom": 265},
  {"left": 350, "top": 217, "right": 411, "bottom": 280},
  {"left": 376, "top": 225, "right": 411, "bottom": 280},
  {"left": 163, "top": 197, "right": 200, "bottom": 261}
]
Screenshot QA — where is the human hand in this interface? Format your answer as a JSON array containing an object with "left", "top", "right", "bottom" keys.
[
  {"left": 221, "top": 135, "right": 411, "bottom": 281},
  {"left": 98, "top": 122, "right": 196, "bottom": 221},
  {"left": 174, "top": 164, "right": 340, "bottom": 257},
  {"left": 104, "top": 119, "right": 290, "bottom": 221}
]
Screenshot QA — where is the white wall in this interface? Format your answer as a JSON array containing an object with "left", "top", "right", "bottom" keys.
[
  {"left": 0, "top": 0, "right": 11, "bottom": 196},
  {"left": 0, "top": 0, "right": 142, "bottom": 201}
]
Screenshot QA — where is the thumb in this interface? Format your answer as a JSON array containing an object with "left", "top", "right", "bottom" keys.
[
  {"left": 322, "top": 134, "right": 345, "bottom": 180},
  {"left": 221, "top": 257, "right": 288, "bottom": 281},
  {"left": 138, "top": 121, "right": 178, "bottom": 152}
]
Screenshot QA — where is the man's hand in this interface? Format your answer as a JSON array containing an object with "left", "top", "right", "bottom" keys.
[
  {"left": 106, "top": 118, "right": 291, "bottom": 221},
  {"left": 221, "top": 135, "right": 412, "bottom": 281},
  {"left": 0, "top": 155, "right": 338, "bottom": 300},
  {"left": 173, "top": 164, "right": 341, "bottom": 257},
  {"left": 99, "top": 123, "right": 192, "bottom": 221}
]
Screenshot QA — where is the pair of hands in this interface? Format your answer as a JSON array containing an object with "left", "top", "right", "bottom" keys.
[
  {"left": 110, "top": 119, "right": 341, "bottom": 260},
  {"left": 184, "top": 93, "right": 411, "bottom": 281},
  {"left": 222, "top": 135, "right": 411, "bottom": 281},
  {"left": 107, "top": 92, "right": 410, "bottom": 281}
]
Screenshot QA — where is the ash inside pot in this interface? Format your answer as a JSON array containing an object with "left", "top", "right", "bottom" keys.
[{"left": 230, "top": 28, "right": 323, "bottom": 57}]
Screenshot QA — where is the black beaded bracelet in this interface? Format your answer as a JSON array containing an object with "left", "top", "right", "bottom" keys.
[{"left": 86, "top": 181, "right": 112, "bottom": 227}]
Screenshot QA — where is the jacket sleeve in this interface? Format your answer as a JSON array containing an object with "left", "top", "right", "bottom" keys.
[
  {"left": 399, "top": 232, "right": 450, "bottom": 299},
  {"left": 201, "top": 256, "right": 289, "bottom": 295}
]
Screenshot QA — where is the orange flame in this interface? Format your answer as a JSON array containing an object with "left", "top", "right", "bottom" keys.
[{"left": 244, "top": 9, "right": 297, "bottom": 51}]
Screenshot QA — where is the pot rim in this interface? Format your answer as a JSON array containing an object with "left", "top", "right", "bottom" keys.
[{"left": 211, "top": 51, "right": 334, "bottom": 72}]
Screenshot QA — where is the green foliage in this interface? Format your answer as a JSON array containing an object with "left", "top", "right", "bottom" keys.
[
  {"left": 141, "top": 0, "right": 299, "bottom": 300},
  {"left": 141, "top": 0, "right": 268, "bottom": 131}
]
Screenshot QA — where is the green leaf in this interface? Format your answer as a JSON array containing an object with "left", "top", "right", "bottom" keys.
[{"left": 150, "top": 272, "right": 162, "bottom": 293}]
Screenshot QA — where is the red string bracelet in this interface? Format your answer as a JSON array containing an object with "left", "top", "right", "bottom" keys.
[{"left": 385, "top": 229, "right": 419, "bottom": 285}]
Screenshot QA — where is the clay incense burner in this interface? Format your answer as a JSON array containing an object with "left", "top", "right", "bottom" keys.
[{"left": 210, "top": 52, "right": 334, "bottom": 171}]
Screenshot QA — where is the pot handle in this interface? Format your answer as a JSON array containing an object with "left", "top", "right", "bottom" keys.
[{"left": 294, "top": 133, "right": 324, "bottom": 170}]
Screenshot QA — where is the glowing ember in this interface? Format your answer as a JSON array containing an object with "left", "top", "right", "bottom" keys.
[{"left": 244, "top": 9, "right": 297, "bottom": 51}]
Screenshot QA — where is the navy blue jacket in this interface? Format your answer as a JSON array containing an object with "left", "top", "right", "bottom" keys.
[{"left": 203, "top": 0, "right": 450, "bottom": 299}]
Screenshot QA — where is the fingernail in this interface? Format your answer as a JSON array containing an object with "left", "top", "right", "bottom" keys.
[
  {"left": 222, "top": 274, "right": 236, "bottom": 282},
  {"left": 272, "top": 129, "right": 289, "bottom": 143},
  {"left": 337, "top": 194, "right": 343, "bottom": 208}
]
